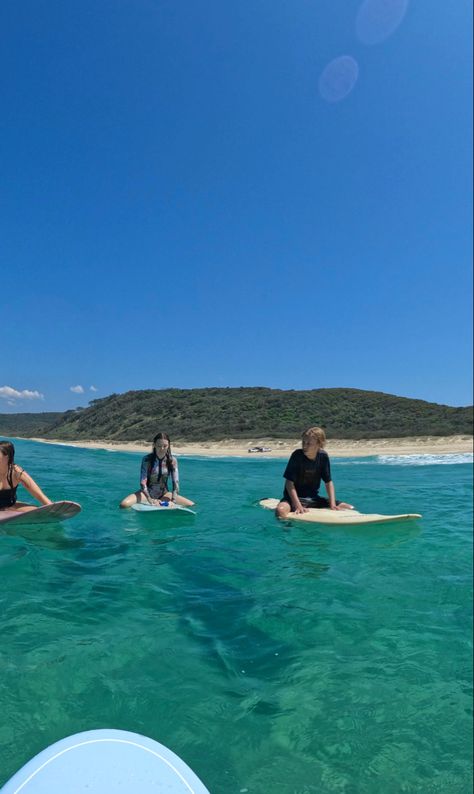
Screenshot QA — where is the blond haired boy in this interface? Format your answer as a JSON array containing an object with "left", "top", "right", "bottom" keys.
[{"left": 276, "top": 427, "right": 353, "bottom": 518}]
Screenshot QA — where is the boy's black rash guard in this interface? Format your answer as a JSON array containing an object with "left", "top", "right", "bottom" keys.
[{"left": 282, "top": 449, "right": 332, "bottom": 500}]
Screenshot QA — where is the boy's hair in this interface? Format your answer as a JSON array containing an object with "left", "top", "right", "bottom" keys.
[{"left": 302, "top": 427, "right": 326, "bottom": 447}]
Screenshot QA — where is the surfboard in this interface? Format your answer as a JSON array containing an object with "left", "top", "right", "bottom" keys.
[
  {"left": 259, "top": 498, "right": 421, "bottom": 525},
  {"left": 0, "top": 501, "right": 81, "bottom": 527},
  {"left": 0, "top": 728, "right": 210, "bottom": 793},
  {"left": 132, "top": 502, "right": 196, "bottom": 516}
]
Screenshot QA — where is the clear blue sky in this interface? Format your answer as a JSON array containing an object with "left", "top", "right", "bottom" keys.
[{"left": 1, "top": 0, "right": 472, "bottom": 412}]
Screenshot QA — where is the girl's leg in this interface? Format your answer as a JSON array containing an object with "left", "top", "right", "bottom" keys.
[
  {"left": 7, "top": 502, "right": 38, "bottom": 513},
  {"left": 169, "top": 492, "right": 195, "bottom": 507},
  {"left": 119, "top": 490, "right": 147, "bottom": 509},
  {"left": 120, "top": 490, "right": 195, "bottom": 508},
  {"left": 175, "top": 494, "right": 195, "bottom": 507}
]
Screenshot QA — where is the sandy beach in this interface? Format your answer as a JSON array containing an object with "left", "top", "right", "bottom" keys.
[{"left": 27, "top": 435, "right": 473, "bottom": 458}]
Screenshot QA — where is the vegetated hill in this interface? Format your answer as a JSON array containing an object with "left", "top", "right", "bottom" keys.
[
  {"left": 0, "top": 412, "right": 63, "bottom": 439},
  {"left": 8, "top": 387, "right": 472, "bottom": 442}
]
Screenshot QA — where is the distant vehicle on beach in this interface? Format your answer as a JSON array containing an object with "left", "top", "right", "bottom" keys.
[{"left": 248, "top": 446, "right": 272, "bottom": 453}]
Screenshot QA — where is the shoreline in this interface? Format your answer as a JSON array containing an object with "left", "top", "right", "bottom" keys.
[{"left": 25, "top": 435, "right": 473, "bottom": 459}]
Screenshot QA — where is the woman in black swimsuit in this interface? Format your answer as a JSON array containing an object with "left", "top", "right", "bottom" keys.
[{"left": 0, "top": 440, "right": 52, "bottom": 512}]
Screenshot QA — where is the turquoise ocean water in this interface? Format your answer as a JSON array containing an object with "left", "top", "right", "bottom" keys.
[{"left": 0, "top": 439, "right": 472, "bottom": 793}]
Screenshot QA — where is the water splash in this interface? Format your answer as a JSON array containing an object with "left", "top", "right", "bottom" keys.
[{"left": 376, "top": 453, "right": 473, "bottom": 466}]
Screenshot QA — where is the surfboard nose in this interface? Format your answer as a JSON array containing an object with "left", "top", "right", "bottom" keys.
[{"left": 0, "top": 729, "right": 210, "bottom": 793}]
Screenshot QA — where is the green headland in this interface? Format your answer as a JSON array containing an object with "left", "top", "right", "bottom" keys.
[{"left": 1, "top": 387, "right": 472, "bottom": 442}]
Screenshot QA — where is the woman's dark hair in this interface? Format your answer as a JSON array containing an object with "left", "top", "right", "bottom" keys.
[
  {"left": 0, "top": 440, "right": 15, "bottom": 488},
  {"left": 146, "top": 433, "right": 174, "bottom": 486}
]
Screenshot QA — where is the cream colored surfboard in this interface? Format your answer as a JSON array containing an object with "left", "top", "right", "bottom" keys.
[{"left": 259, "top": 498, "right": 421, "bottom": 525}]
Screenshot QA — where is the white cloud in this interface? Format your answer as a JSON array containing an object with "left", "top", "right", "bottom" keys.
[
  {"left": 90, "top": 385, "right": 98, "bottom": 392},
  {"left": 0, "top": 385, "right": 44, "bottom": 402},
  {"left": 70, "top": 385, "right": 85, "bottom": 394}
]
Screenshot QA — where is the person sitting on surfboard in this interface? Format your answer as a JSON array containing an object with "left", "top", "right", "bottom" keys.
[
  {"left": 119, "top": 433, "right": 194, "bottom": 509},
  {"left": 0, "top": 440, "right": 52, "bottom": 512},
  {"left": 276, "top": 427, "right": 353, "bottom": 518}
]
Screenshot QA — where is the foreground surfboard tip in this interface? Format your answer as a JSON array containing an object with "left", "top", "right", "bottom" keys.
[{"left": 0, "top": 728, "right": 210, "bottom": 793}]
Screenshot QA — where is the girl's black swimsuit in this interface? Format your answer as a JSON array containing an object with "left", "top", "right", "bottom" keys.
[{"left": 0, "top": 485, "right": 17, "bottom": 509}]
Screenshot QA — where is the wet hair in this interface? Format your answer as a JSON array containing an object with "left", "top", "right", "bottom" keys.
[
  {"left": 302, "top": 427, "right": 326, "bottom": 448},
  {"left": 146, "top": 433, "right": 175, "bottom": 486},
  {"left": 0, "top": 440, "right": 15, "bottom": 488}
]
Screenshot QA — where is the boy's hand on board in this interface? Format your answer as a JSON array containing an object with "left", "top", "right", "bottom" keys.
[{"left": 293, "top": 505, "right": 308, "bottom": 514}]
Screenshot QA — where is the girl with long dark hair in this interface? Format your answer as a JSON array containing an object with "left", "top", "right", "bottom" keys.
[
  {"left": 119, "top": 433, "right": 194, "bottom": 508},
  {"left": 0, "top": 440, "right": 52, "bottom": 512}
]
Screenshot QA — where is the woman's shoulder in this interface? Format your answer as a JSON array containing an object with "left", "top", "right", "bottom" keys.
[{"left": 13, "top": 464, "right": 25, "bottom": 479}]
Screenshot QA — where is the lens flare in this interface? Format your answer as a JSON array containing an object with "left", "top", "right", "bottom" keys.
[
  {"left": 356, "top": 0, "right": 409, "bottom": 45},
  {"left": 318, "top": 55, "right": 359, "bottom": 103}
]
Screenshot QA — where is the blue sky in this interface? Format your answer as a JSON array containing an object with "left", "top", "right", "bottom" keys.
[{"left": 1, "top": 0, "right": 472, "bottom": 413}]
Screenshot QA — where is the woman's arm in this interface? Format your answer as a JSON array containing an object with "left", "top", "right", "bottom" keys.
[
  {"left": 17, "top": 470, "right": 52, "bottom": 505},
  {"left": 139, "top": 457, "right": 152, "bottom": 503},
  {"left": 140, "top": 484, "right": 152, "bottom": 503},
  {"left": 171, "top": 458, "right": 179, "bottom": 500}
]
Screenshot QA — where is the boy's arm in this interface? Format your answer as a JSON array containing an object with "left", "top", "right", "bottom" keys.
[
  {"left": 322, "top": 453, "right": 340, "bottom": 510},
  {"left": 324, "top": 480, "right": 337, "bottom": 509},
  {"left": 285, "top": 480, "right": 307, "bottom": 513},
  {"left": 324, "top": 480, "right": 347, "bottom": 510}
]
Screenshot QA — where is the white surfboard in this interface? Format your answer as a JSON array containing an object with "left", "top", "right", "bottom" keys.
[
  {"left": 0, "top": 729, "right": 210, "bottom": 793},
  {"left": 0, "top": 501, "right": 81, "bottom": 528},
  {"left": 259, "top": 498, "right": 421, "bottom": 525},
  {"left": 132, "top": 502, "right": 196, "bottom": 516}
]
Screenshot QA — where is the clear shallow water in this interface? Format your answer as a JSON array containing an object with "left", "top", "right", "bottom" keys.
[{"left": 0, "top": 440, "right": 472, "bottom": 793}]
